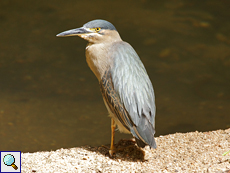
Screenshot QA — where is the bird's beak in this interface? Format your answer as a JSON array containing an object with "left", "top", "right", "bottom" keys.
[{"left": 56, "top": 27, "right": 92, "bottom": 37}]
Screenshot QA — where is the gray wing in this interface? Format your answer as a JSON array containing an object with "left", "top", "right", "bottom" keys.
[
  {"left": 109, "top": 41, "right": 156, "bottom": 148},
  {"left": 100, "top": 69, "right": 152, "bottom": 148},
  {"left": 100, "top": 70, "right": 134, "bottom": 132}
]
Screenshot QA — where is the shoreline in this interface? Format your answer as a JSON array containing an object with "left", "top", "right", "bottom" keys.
[{"left": 22, "top": 129, "right": 230, "bottom": 172}]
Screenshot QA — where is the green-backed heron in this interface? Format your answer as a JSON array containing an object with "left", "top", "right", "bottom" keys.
[{"left": 57, "top": 19, "right": 156, "bottom": 156}]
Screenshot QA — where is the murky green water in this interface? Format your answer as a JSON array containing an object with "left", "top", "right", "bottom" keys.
[{"left": 0, "top": 0, "right": 230, "bottom": 152}]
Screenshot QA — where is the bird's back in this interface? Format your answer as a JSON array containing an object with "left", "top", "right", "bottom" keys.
[{"left": 104, "top": 41, "right": 156, "bottom": 148}]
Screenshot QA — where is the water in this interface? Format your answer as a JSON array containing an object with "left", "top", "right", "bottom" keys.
[{"left": 0, "top": 0, "right": 229, "bottom": 152}]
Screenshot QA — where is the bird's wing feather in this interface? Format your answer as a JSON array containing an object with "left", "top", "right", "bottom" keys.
[
  {"left": 110, "top": 41, "right": 156, "bottom": 148},
  {"left": 100, "top": 69, "right": 134, "bottom": 132},
  {"left": 100, "top": 69, "right": 148, "bottom": 147}
]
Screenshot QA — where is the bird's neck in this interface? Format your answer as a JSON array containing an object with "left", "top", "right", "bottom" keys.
[{"left": 85, "top": 42, "right": 113, "bottom": 82}]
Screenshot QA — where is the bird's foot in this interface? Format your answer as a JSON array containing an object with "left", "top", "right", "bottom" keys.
[
  {"left": 109, "top": 148, "right": 115, "bottom": 157},
  {"left": 101, "top": 139, "right": 145, "bottom": 160},
  {"left": 101, "top": 145, "right": 116, "bottom": 157},
  {"left": 101, "top": 139, "right": 136, "bottom": 157}
]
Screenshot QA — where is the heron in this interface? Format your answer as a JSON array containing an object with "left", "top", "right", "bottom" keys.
[{"left": 56, "top": 19, "right": 156, "bottom": 156}]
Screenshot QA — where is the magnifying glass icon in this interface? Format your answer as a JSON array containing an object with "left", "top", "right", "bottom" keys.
[{"left": 3, "top": 154, "right": 18, "bottom": 170}]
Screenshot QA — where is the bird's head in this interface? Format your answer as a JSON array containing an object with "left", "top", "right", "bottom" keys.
[{"left": 56, "top": 19, "right": 121, "bottom": 43}]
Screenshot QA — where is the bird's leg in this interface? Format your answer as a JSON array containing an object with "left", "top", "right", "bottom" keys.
[{"left": 109, "top": 118, "right": 116, "bottom": 156}]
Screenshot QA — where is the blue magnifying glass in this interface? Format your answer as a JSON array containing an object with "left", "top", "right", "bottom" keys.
[{"left": 3, "top": 154, "right": 18, "bottom": 170}]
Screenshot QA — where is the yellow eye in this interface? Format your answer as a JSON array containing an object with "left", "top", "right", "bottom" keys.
[{"left": 95, "top": 27, "right": 101, "bottom": 32}]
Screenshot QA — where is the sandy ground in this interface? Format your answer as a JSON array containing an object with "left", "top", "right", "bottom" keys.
[{"left": 22, "top": 129, "right": 230, "bottom": 173}]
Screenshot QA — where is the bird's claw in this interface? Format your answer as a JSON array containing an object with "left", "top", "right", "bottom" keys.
[{"left": 109, "top": 149, "right": 115, "bottom": 157}]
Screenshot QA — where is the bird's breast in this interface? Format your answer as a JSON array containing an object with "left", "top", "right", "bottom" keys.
[{"left": 85, "top": 43, "right": 112, "bottom": 81}]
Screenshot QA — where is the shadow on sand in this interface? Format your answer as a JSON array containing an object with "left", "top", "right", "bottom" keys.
[{"left": 83, "top": 139, "right": 146, "bottom": 162}]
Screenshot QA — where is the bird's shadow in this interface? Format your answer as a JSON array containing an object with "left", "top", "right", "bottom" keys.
[{"left": 83, "top": 139, "right": 146, "bottom": 162}]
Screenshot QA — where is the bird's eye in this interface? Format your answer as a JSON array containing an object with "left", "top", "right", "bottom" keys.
[{"left": 95, "top": 27, "right": 101, "bottom": 32}]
